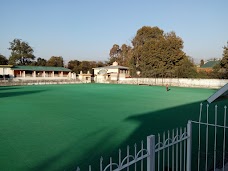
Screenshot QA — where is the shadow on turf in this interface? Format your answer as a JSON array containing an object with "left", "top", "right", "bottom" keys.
[
  {"left": 0, "top": 90, "right": 46, "bottom": 98},
  {"left": 213, "top": 95, "right": 228, "bottom": 103},
  {"left": 31, "top": 128, "right": 121, "bottom": 171},
  {"left": 0, "top": 86, "right": 21, "bottom": 91},
  {"left": 32, "top": 98, "right": 228, "bottom": 171}
]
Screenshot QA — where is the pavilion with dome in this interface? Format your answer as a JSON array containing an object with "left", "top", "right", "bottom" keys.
[{"left": 93, "top": 61, "right": 130, "bottom": 83}]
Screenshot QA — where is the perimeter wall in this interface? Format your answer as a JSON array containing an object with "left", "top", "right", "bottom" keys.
[{"left": 118, "top": 78, "right": 228, "bottom": 89}]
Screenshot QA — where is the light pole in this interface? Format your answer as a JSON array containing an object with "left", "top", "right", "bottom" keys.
[{"left": 136, "top": 71, "right": 141, "bottom": 85}]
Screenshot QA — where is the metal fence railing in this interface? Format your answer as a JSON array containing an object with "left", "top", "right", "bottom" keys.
[
  {"left": 191, "top": 103, "right": 228, "bottom": 171},
  {"left": 75, "top": 123, "right": 192, "bottom": 171},
  {"left": 75, "top": 103, "right": 228, "bottom": 171}
]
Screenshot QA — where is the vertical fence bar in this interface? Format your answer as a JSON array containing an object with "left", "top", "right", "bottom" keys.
[
  {"left": 147, "top": 135, "right": 155, "bottom": 171},
  {"left": 163, "top": 132, "right": 165, "bottom": 171},
  {"left": 100, "top": 157, "right": 103, "bottom": 171},
  {"left": 110, "top": 157, "right": 112, "bottom": 171},
  {"left": 168, "top": 131, "right": 170, "bottom": 171},
  {"left": 141, "top": 141, "right": 144, "bottom": 171},
  {"left": 127, "top": 146, "right": 129, "bottom": 171},
  {"left": 180, "top": 127, "right": 182, "bottom": 171},
  {"left": 184, "top": 127, "right": 186, "bottom": 171},
  {"left": 187, "top": 121, "right": 192, "bottom": 171},
  {"left": 172, "top": 130, "right": 174, "bottom": 171},
  {"left": 89, "top": 165, "right": 91, "bottom": 171},
  {"left": 223, "top": 106, "right": 227, "bottom": 171},
  {"left": 198, "top": 103, "right": 203, "bottom": 171},
  {"left": 214, "top": 105, "right": 218, "bottom": 171},
  {"left": 205, "top": 104, "right": 209, "bottom": 171},
  {"left": 119, "top": 149, "right": 121, "bottom": 170},
  {"left": 158, "top": 134, "right": 160, "bottom": 171},
  {"left": 134, "top": 144, "right": 137, "bottom": 171},
  {"left": 176, "top": 128, "right": 178, "bottom": 171}
]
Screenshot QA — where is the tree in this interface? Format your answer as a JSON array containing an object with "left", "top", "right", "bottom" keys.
[
  {"left": 108, "top": 44, "right": 121, "bottom": 65},
  {"left": 8, "top": 39, "right": 35, "bottom": 65},
  {"left": 96, "top": 61, "right": 105, "bottom": 67},
  {"left": 130, "top": 26, "right": 187, "bottom": 77},
  {"left": 67, "top": 60, "right": 81, "bottom": 73},
  {"left": 175, "top": 57, "right": 197, "bottom": 78},
  {"left": 36, "top": 57, "right": 47, "bottom": 66},
  {"left": 120, "top": 44, "right": 132, "bottom": 66},
  {"left": 131, "top": 26, "right": 164, "bottom": 47},
  {"left": 108, "top": 44, "right": 132, "bottom": 66},
  {"left": 220, "top": 42, "right": 228, "bottom": 70},
  {"left": 46, "top": 56, "right": 64, "bottom": 67},
  {"left": 200, "top": 59, "right": 204, "bottom": 67},
  {"left": 0, "top": 54, "right": 8, "bottom": 65},
  {"left": 67, "top": 60, "right": 105, "bottom": 74},
  {"left": 130, "top": 26, "right": 164, "bottom": 76},
  {"left": 79, "top": 61, "right": 92, "bottom": 74}
]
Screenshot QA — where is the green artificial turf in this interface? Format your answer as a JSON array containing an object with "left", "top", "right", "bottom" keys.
[{"left": 0, "top": 84, "right": 226, "bottom": 171}]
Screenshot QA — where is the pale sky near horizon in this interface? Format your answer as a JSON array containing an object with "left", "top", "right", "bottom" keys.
[{"left": 0, "top": 0, "right": 227, "bottom": 64}]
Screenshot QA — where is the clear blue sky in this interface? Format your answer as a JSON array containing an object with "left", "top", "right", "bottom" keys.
[{"left": 0, "top": 0, "right": 227, "bottom": 63}]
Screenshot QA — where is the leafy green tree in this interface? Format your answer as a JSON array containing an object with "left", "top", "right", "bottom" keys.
[
  {"left": 130, "top": 26, "right": 164, "bottom": 76},
  {"left": 96, "top": 61, "right": 105, "bottom": 67},
  {"left": 67, "top": 60, "right": 105, "bottom": 74},
  {"left": 8, "top": 39, "right": 35, "bottom": 65},
  {"left": 131, "top": 27, "right": 187, "bottom": 77},
  {"left": 131, "top": 26, "right": 163, "bottom": 47},
  {"left": 216, "top": 42, "right": 228, "bottom": 78},
  {"left": 120, "top": 44, "right": 132, "bottom": 66},
  {"left": 46, "top": 56, "right": 64, "bottom": 67},
  {"left": 67, "top": 60, "right": 81, "bottom": 73},
  {"left": 197, "top": 70, "right": 210, "bottom": 79},
  {"left": 175, "top": 57, "right": 197, "bottom": 78},
  {"left": 108, "top": 44, "right": 132, "bottom": 66},
  {"left": 36, "top": 57, "right": 47, "bottom": 66},
  {"left": 209, "top": 64, "right": 223, "bottom": 78},
  {"left": 220, "top": 42, "right": 228, "bottom": 70},
  {"left": 108, "top": 44, "right": 121, "bottom": 65},
  {"left": 79, "top": 61, "right": 92, "bottom": 74},
  {"left": 30, "top": 57, "right": 47, "bottom": 66},
  {"left": 0, "top": 54, "right": 8, "bottom": 65},
  {"left": 200, "top": 59, "right": 204, "bottom": 67}
]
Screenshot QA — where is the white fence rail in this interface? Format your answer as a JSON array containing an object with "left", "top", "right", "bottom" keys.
[
  {"left": 76, "top": 124, "right": 192, "bottom": 171},
  {"left": 191, "top": 103, "right": 228, "bottom": 171},
  {"left": 118, "top": 78, "right": 228, "bottom": 89},
  {"left": 75, "top": 103, "right": 228, "bottom": 171}
]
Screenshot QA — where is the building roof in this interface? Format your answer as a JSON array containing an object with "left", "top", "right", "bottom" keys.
[
  {"left": 93, "top": 61, "right": 129, "bottom": 70},
  {"left": 0, "top": 65, "right": 13, "bottom": 68},
  {"left": 201, "top": 61, "right": 220, "bottom": 68},
  {"left": 11, "top": 66, "right": 71, "bottom": 72},
  {"left": 93, "top": 65, "right": 129, "bottom": 70}
]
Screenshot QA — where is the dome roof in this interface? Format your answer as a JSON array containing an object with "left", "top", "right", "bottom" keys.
[
  {"left": 112, "top": 61, "right": 118, "bottom": 66},
  {"left": 98, "top": 69, "right": 107, "bottom": 75}
]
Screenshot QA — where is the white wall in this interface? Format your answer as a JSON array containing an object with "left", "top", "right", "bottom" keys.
[
  {"left": 0, "top": 67, "right": 14, "bottom": 77},
  {"left": 118, "top": 78, "right": 228, "bottom": 89}
]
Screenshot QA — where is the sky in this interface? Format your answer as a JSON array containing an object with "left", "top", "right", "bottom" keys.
[{"left": 0, "top": 0, "right": 227, "bottom": 64}]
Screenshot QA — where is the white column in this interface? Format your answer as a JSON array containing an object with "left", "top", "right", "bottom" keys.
[
  {"left": 23, "top": 71, "right": 25, "bottom": 77},
  {"left": 187, "top": 121, "right": 192, "bottom": 171},
  {"left": 43, "top": 71, "right": 46, "bottom": 77},
  {"left": 147, "top": 135, "right": 155, "bottom": 171},
  {"left": 33, "top": 71, "right": 36, "bottom": 77},
  {"left": 52, "top": 71, "right": 54, "bottom": 77}
]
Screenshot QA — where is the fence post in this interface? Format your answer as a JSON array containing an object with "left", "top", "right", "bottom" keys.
[
  {"left": 147, "top": 135, "right": 155, "bottom": 171},
  {"left": 187, "top": 120, "right": 192, "bottom": 171}
]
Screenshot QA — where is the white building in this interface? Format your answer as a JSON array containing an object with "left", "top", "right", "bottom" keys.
[
  {"left": 93, "top": 61, "right": 130, "bottom": 83},
  {"left": 0, "top": 65, "right": 73, "bottom": 80}
]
